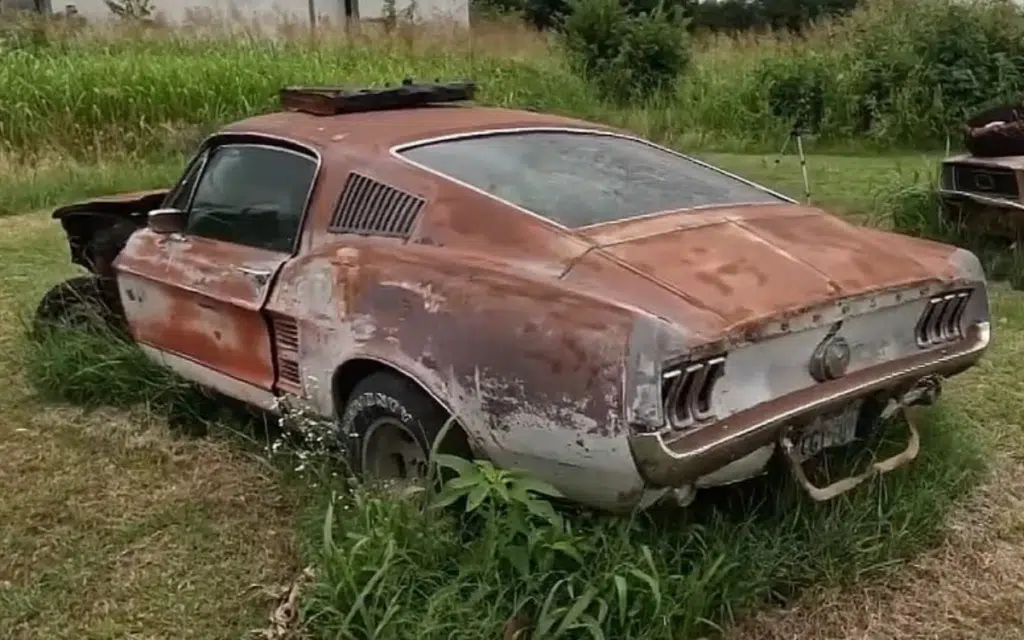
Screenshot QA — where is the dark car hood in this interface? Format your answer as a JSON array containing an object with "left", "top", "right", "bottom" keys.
[{"left": 52, "top": 189, "right": 170, "bottom": 219}]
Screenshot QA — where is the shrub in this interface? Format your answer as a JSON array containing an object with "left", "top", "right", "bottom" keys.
[
  {"left": 560, "top": 0, "right": 691, "bottom": 104},
  {"left": 758, "top": 52, "right": 836, "bottom": 135},
  {"left": 845, "top": 0, "right": 1024, "bottom": 144}
]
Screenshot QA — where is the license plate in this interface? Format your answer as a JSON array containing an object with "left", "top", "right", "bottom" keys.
[{"left": 794, "top": 402, "right": 861, "bottom": 463}]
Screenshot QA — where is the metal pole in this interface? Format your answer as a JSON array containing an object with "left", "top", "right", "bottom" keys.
[
  {"left": 307, "top": 0, "right": 317, "bottom": 30},
  {"left": 796, "top": 134, "right": 811, "bottom": 204}
]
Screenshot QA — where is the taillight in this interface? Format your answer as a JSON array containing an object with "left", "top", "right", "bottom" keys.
[
  {"left": 661, "top": 355, "right": 725, "bottom": 430},
  {"left": 915, "top": 289, "right": 971, "bottom": 348}
]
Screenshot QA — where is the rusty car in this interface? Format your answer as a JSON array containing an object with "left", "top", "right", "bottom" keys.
[
  {"left": 938, "top": 99, "right": 1024, "bottom": 255},
  {"left": 35, "top": 81, "right": 992, "bottom": 512}
]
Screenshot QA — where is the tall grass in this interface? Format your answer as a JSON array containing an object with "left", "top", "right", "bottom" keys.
[
  {"left": 20, "top": 311, "right": 987, "bottom": 639},
  {"left": 8, "top": 1, "right": 1010, "bottom": 636},
  {"left": 4, "top": 0, "right": 1024, "bottom": 158},
  {"left": 297, "top": 409, "right": 984, "bottom": 640}
]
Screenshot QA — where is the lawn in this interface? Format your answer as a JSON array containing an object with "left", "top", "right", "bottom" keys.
[
  {"left": 2, "top": 151, "right": 1023, "bottom": 639},
  {"left": 0, "top": 224, "right": 298, "bottom": 638}
]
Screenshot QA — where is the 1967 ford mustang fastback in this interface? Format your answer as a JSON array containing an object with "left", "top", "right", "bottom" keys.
[{"left": 37, "top": 81, "right": 991, "bottom": 512}]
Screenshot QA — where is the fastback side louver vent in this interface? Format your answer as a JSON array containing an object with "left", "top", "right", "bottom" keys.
[
  {"left": 272, "top": 314, "right": 302, "bottom": 392},
  {"left": 328, "top": 172, "right": 426, "bottom": 238}
]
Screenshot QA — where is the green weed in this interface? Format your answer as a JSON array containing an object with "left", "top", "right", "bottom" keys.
[
  {"left": 4, "top": 0, "right": 1024, "bottom": 158},
  {"left": 297, "top": 406, "right": 984, "bottom": 640}
]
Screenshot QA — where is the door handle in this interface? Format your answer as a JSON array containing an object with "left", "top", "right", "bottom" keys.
[
  {"left": 156, "top": 232, "right": 189, "bottom": 246},
  {"left": 235, "top": 266, "right": 272, "bottom": 283},
  {"left": 236, "top": 266, "right": 271, "bottom": 277}
]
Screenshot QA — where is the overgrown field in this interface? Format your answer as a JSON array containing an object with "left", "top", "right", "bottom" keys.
[
  {"left": 4, "top": 0, "right": 1024, "bottom": 158},
  {"left": 6, "top": 152, "right": 1023, "bottom": 639},
  {"left": 4, "top": 0, "right": 1024, "bottom": 637}
]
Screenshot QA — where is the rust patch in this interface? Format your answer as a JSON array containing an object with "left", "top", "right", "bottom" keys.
[
  {"left": 569, "top": 204, "right": 965, "bottom": 336},
  {"left": 329, "top": 247, "right": 361, "bottom": 318},
  {"left": 115, "top": 229, "right": 286, "bottom": 390}
]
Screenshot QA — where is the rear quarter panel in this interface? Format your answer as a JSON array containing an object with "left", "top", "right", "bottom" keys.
[{"left": 264, "top": 239, "right": 651, "bottom": 509}]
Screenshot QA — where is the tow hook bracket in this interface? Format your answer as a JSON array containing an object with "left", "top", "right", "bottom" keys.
[{"left": 779, "top": 405, "right": 921, "bottom": 502}]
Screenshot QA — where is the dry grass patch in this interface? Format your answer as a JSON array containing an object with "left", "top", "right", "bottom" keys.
[
  {"left": 733, "top": 459, "right": 1024, "bottom": 640},
  {"left": 0, "top": 210, "right": 306, "bottom": 639},
  {"left": 733, "top": 288, "right": 1024, "bottom": 640}
]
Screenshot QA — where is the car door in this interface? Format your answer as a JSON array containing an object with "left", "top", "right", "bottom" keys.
[{"left": 115, "top": 140, "right": 318, "bottom": 405}]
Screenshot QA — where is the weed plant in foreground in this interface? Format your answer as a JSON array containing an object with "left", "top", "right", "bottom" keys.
[
  {"left": 297, "top": 410, "right": 983, "bottom": 639},
  {"left": 22, "top": 317, "right": 986, "bottom": 639}
]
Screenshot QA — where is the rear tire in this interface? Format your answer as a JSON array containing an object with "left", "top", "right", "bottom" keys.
[
  {"left": 338, "top": 371, "right": 472, "bottom": 482},
  {"left": 32, "top": 275, "right": 124, "bottom": 337}
]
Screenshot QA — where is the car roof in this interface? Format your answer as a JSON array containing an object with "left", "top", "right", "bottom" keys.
[{"left": 219, "top": 105, "right": 622, "bottom": 155}]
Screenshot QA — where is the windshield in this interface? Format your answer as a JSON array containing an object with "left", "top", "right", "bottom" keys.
[{"left": 399, "top": 130, "right": 787, "bottom": 228}]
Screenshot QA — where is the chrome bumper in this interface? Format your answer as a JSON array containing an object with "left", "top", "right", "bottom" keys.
[{"left": 628, "top": 321, "right": 991, "bottom": 488}]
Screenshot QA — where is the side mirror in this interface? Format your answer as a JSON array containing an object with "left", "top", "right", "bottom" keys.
[{"left": 147, "top": 208, "right": 187, "bottom": 235}]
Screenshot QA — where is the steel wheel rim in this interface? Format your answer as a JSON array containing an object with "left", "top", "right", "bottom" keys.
[{"left": 360, "top": 417, "right": 429, "bottom": 480}]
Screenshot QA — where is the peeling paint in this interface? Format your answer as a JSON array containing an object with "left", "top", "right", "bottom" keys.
[{"left": 45, "top": 106, "right": 992, "bottom": 513}]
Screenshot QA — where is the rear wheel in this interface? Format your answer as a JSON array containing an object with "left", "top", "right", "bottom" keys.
[{"left": 339, "top": 371, "right": 472, "bottom": 482}]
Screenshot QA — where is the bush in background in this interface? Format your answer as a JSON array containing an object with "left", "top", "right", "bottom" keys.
[
  {"left": 4, "top": 0, "right": 1024, "bottom": 157},
  {"left": 559, "top": 0, "right": 692, "bottom": 104},
  {"left": 845, "top": 0, "right": 1024, "bottom": 145}
]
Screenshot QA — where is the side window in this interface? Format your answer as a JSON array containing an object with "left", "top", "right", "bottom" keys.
[
  {"left": 164, "top": 153, "right": 206, "bottom": 212},
  {"left": 184, "top": 144, "right": 317, "bottom": 253}
]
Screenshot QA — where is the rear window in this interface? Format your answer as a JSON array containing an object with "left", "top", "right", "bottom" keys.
[{"left": 399, "top": 131, "right": 787, "bottom": 228}]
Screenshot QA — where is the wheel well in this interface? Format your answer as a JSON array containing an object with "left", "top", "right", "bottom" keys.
[
  {"left": 331, "top": 359, "right": 484, "bottom": 460},
  {"left": 331, "top": 358, "right": 387, "bottom": 414},
  {"left": 331, "top": 358, "right": 453, "bottom": 421}
]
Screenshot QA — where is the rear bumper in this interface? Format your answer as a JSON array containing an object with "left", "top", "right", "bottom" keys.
[{"left": 628, "top": 321, "right": 991, "bottom": 488}]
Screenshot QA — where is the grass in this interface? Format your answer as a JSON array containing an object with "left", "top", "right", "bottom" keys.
[
  {"left": 4, "top": 151, "right": 1024, "bottom": 638},
  {"left": 5, "top": 3, "right": 1024, "bottom": 632},
  {"left": 0, "top": 152, "right": 185, "bottom": 216},
  {"left": 0, "top": 213, "right": 307, "bottom": 639},
  {"left": 5, "top": 0, "right": 1024, "bottom": 159}
]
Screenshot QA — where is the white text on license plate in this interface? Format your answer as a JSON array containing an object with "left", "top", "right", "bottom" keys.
[{"left": 795, "top": 402, "right": 861, "bottom": 463}]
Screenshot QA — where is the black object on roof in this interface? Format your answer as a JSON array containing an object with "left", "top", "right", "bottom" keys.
[
  {"left": 279, "top": 79, "right": 478, "bottom": 116},
  {"left": 963, "top": 98, "right": 1024, "bottom": 158}
]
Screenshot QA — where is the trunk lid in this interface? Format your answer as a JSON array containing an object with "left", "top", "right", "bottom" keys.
[{"left": 569, "top": 204, "right": 959, "bottom": 331}]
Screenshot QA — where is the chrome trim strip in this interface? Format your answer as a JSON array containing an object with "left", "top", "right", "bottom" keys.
[
  {"left": 389, "top": 126, "right": 797, "bottom": 233},
  {"left": 938, "top": 188, "right": 1024, "bottom": 212}
]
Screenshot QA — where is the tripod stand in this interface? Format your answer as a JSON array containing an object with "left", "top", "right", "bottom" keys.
[{"left": 774, "top": 120, "right": 811, "bottom": 204}]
